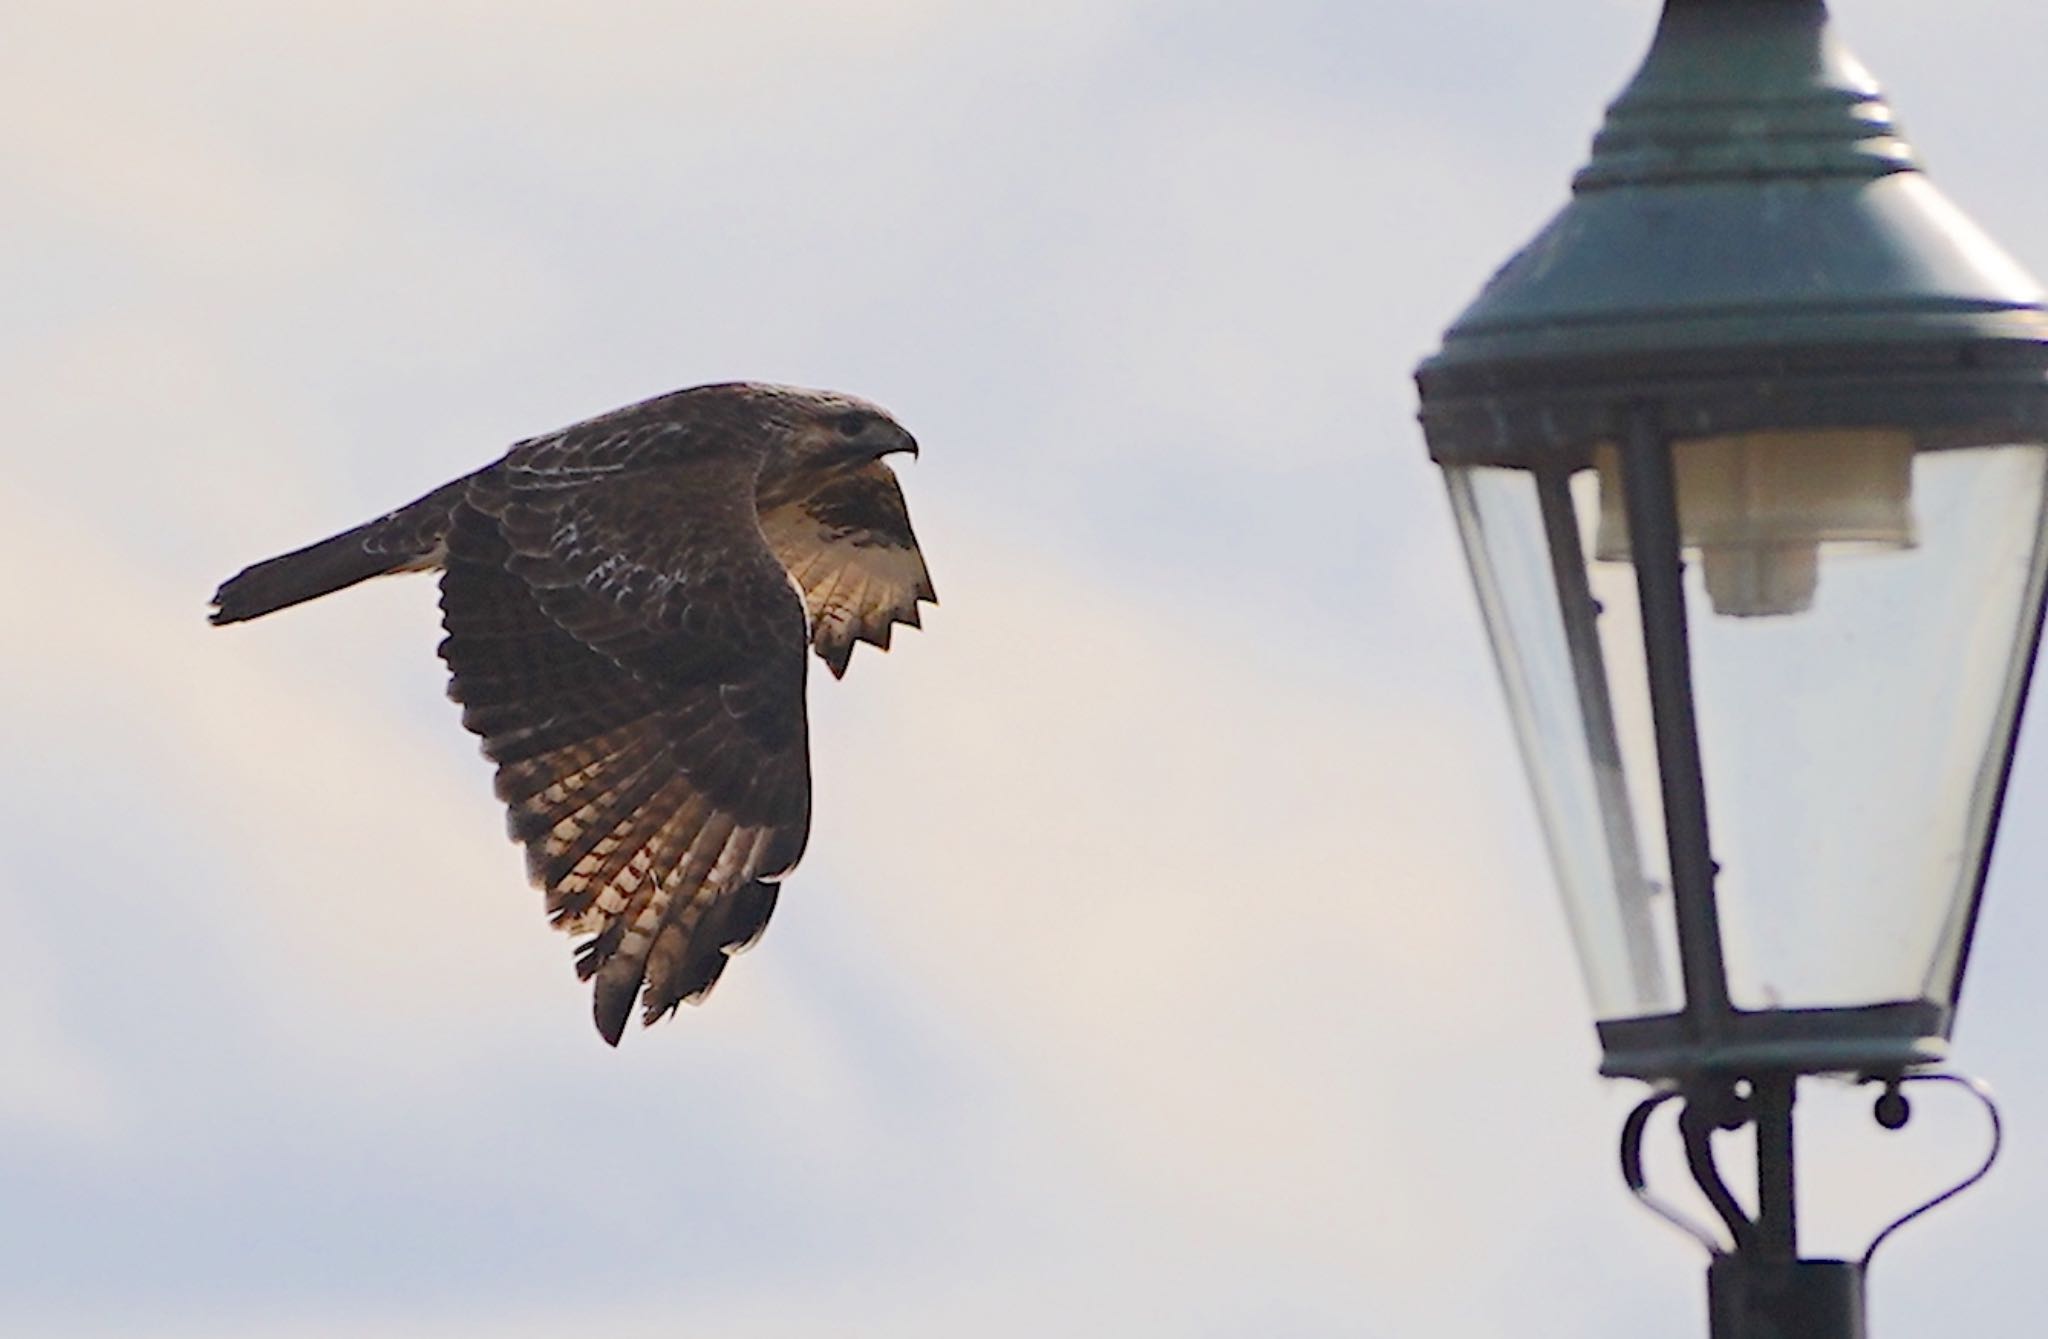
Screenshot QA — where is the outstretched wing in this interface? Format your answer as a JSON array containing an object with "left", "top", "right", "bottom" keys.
[
  {"left": 758, "top": 459, "right": 936, "bottom": 678},
  {"left": 440, "top": 449, "right": 811, "bottom": 1044}
]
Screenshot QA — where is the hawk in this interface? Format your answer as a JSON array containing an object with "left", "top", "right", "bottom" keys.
[{"left": 209, "top": 382, "right": 934, "bottom": 1044}]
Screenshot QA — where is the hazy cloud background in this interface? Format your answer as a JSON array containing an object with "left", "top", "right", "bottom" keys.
[{"left": 6, "top": 2, "right": 2047, "bottom": 1335}]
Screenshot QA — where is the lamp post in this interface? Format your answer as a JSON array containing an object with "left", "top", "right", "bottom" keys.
[{"left": 1415, "top": 2, "right": 2048, "bottom": 1335}]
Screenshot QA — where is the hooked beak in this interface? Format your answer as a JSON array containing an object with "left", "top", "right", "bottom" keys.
[{"left": 873, "top": 427, "right": 918, "bottom": 461}]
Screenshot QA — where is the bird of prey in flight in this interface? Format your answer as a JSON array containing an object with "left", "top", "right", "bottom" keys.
[{"left": 210, "top": 382, "right": 934, "bottom": 1044}]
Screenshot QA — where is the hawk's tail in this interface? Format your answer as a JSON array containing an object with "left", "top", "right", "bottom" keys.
[{"left": 209, "top": 479, "right": 469, "bottom": 625}]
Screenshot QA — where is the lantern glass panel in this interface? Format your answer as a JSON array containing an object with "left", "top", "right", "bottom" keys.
[
  {"left": 1586, "top": 438, "right": 2048, "bottom": 1012},
  {"left": 1447, "top": 466, "right": 1684, "bottom": 1019},
  {"left": 1451, "top": 438, "right": 2048, "bottom": 1024}
]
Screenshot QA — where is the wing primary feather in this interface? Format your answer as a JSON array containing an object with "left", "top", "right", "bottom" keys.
[
  {"left": 588, "top": 812, "right": 739, "bottom": 1042},
  {"left": 641, "top": 876, "right": 780, "bottom": 1024}
]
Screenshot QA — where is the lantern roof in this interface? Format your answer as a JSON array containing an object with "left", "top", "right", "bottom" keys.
[{"left": 1416, "top": 0, "right": 2048, "bottom": 464}]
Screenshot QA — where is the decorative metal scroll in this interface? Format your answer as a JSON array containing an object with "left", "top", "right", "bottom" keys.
[{"left": 1616, "top": 1071, "right": 2002, "bottom": 1265}]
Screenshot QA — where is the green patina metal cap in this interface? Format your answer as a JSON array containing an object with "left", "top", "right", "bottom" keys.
[{"left": 1417, "top": 0, "right": 2048, "bottom": 464}]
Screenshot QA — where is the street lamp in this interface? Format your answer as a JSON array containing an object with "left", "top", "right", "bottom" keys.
[{"left": 1415, "top": 1, "right": 2048, "bottom": 1335}]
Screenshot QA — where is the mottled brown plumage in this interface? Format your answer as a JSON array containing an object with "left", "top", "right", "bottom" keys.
[{"left": 210, "top": 382, "right": 934, "bottom": 1044}]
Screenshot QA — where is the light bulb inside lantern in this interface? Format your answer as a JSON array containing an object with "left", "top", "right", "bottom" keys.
[{"left": 1595, "top": 429, "right": 1918, "bottom": 616}]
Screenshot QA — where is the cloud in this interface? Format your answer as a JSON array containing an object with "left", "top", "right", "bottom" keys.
[{"left": 0, "top": 951, "right": 120, "bottom": 1141}]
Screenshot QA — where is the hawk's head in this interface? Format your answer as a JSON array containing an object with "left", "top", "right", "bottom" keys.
[{"left": 738, "top": 383, "right": 919, "bottom": 482}]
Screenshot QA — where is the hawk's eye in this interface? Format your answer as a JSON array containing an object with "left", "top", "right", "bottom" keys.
[{"left": 833, "top": 411, "right": 872, "bottom": 438}]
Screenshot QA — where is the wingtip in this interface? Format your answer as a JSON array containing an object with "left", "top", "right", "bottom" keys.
[{"left": 593, "top": 983, "right": 633, "bottom": 1047}]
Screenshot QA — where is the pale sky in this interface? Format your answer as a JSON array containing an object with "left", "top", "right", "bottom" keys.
[{"left": 6, "top": 3, "right": 2047, "bottom": 1335}]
